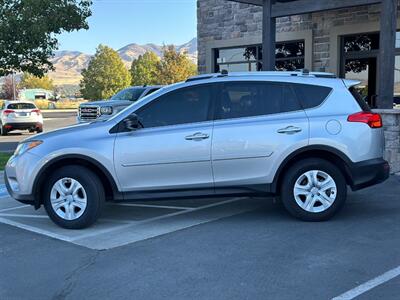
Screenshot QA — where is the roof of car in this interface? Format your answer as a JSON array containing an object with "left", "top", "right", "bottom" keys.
[{"left": 183, "top": 71, "right": 349, "bottom": 89}]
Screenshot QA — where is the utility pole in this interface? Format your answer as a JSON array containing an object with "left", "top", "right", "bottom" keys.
[{"left": 11, "top": 72, "right": 16, "bottom": 100}]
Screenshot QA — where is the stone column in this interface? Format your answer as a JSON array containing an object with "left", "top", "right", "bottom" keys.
[{"left": 374, "top": 109, "right": 400, "bottom": 174}]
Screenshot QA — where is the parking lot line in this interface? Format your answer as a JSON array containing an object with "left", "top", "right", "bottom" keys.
[
  {"left": 0, "top": 213, "right": 48, "bottom": 219},
  {"left": 0, "top": 216, "right": 75, "bottom": 242},
  {"left": 113, "top": 203, "right": 194, "bottom": 210},
  {"left": 70, "top": 197, "right": 245, "bottom": 242},
  {"left": 0, "top": 205, "right": 29, "bottom": 213},
  {"left": 332, "top": 265, "right": 400, "bottom": 300}
]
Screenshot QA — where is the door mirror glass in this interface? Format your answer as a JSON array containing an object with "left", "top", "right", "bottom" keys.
[{"left": 123, "top": 114, "right": 140, "bottom": 131}]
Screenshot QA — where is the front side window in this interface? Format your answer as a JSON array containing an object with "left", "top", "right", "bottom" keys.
[
  {"left": 215, "top": 82, "right": 302, "bottom": 120},
  {"left": 136, "top": 85, "right": 212, "bottom": 128}
]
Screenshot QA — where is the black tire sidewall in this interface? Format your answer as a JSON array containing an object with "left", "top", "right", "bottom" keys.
[
  {"left": 281, "top": 158, "right": 347, "bottom": 222},
  {"left": 44, "top": 165, "right": 104, "bottom": 229}
]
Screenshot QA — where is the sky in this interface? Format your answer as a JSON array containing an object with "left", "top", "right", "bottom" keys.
[{"left": 57, "top": 0, "right": 197, "bottom": 54}]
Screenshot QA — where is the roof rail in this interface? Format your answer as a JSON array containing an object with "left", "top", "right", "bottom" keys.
[{"left": 186, "top": 71, "right": 336, "bottom": 82}]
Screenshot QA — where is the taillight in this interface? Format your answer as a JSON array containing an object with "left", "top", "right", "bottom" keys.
[
  {"left": 3, "top": 109, "right": 15, "bottom": 116},
  {"left": 31, "top": 109, "right": 41, "bottom": 116},
  {"left": 347, "top": 112, "right": 382, "bottom": 128}
]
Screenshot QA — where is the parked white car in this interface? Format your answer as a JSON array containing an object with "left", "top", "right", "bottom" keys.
[{"left": 0, "top": 101, "right": 43, "bottom": 136}]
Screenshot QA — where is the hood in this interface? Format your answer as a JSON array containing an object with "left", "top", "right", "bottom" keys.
[
  {"left": 80, "top": 100, "right": 132, "bottom": 107},
  {"left": 23, "top": 121, "right": 109, "bottom": 143}
]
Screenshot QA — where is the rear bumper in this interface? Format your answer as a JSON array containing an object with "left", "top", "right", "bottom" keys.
[
  {"left": 4, "top": 122, "right": 42, "bottom": 130},
  {"left": 348, "top": 158, "right": 390, "bottom": 191}
]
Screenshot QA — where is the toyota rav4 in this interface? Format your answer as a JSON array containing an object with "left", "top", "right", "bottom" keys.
[{"left": 5, "top": 71, "right": 390, "bottom": 229}]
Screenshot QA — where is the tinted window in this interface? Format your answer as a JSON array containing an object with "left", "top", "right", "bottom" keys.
[
  {"left": 215, "top": 82, "right": 301, "bottom": 120},
  {"left": 7, "top": 103, "right": 36, "bottom": 110},
  {"left": 111, "top": 88, "right": 146, "bottom": 102},
  {"left": 292, "top": 84, "right": 332, "bottom": 109},
  {"left": 349, "top": 86, "right": 371, "bottom": 111},
  {"left": 136, "top": 85, "right": 212, "bottom": 128}
]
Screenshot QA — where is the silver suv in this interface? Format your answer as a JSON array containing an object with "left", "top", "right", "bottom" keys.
[
  {"left": 5, "top": 72, "right": 390, "bottom": 229},
  {"left": 77, "top": 85, "right": 162, "bottom": 123}
]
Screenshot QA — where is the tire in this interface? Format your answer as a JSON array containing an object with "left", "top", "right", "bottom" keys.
[
  {"left": 44, "top": 165, "right": 105, "bottom": 229},
  {"left": 280, "top": 158, "right": 347, "bottom": 222},
  {"left": 1, "top": 124, "right": 8, "bottom": 136},
  {"left": 29, "top": 129, "right": 35, "bottom": 133},
  {"left": 36, "top": 127, "right": 43, "bottom": 133}
]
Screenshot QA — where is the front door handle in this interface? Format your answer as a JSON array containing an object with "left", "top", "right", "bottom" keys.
[
  {"left": 277, "top": 126, "right": 302, "bottom": 135},
  {"left": 185, "top": 132, "right": 210, "bottom": 141}
]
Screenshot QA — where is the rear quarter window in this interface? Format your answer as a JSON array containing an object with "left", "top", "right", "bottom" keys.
[
  {"left": 349, "top": 86, "right": 371, "bottom": 112},
  {"left": 292, "top": 84, "right": 332, "bottom": 109}
]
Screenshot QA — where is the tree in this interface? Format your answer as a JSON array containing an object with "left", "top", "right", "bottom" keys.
[
  {"left": 130, "top": 52, "right": 160, "bottom": 86},
  {"left": 1, "top": 76, "right": 18, "bottom": 100},
  {"left": 80, "top": 45, "right": 132, "bottom": 100},
  {"left": 19, "top": 73, "right": 54, "bottom": 90},
  {"left": 158, "top": 46, "right": 197, "bottom": 85},
  {"left": 0, "top": 0, "right": 92, "bottom": 77}
]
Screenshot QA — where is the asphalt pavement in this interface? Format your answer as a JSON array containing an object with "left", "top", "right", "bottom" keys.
[
  {"left": 0, "top": 111, "right": 77, "bottom": 152},
  {"left": 0, "top": 176, "right": 399, "bottom": 299}
]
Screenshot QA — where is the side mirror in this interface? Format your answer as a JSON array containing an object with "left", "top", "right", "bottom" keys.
[{"left": 123, "top": 114, "right": 140, "bottom": 131}]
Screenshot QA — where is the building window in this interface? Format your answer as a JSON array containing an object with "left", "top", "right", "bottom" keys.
[{"left": 214, "top": 40, "right": 305, "bottom": 73}]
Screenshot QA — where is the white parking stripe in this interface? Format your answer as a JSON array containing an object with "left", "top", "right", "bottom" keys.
[
  {"left": 113, "top": 203, "right": 194, "bottom": 210},
  {"left": 332, "top": 266, "right": 400, "bottom": 300},
  {"left": 0, "top": 205, "right": 30, "bottom": 213},
  {"left": 71, "top": 197, "right": 244, "bottom": 242},
  {"left": 0, "top": 216, "right": 75, "bottom": 242},
  {"left": 0, "top": 213, "right": 48, "bottom": 219}
]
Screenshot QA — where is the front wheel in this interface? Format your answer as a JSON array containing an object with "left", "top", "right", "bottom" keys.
[
  {"left": 44, "top": 165, "right": 105, "bottom": 229},
  {"left": 280, "top": 158, "right": 347, "bottom": 221}
]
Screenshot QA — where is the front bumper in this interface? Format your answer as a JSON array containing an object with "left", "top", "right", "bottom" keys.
[
  {"left": 4, "top": 153, "right": 41, "bottom": 207},
  {"left": 348, "top": 158, "right": 390, "bottom": 191},
  {"left": 4, "top": 170, "right": 35, "bottom": 205}
]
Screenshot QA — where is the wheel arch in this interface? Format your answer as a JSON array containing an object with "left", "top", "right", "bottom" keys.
[
  {"left": 32, "top": 154, "right": 121, "bottom": 209},
  {"left": 271, "top": 145, "right": 354, "bottom": 193}
]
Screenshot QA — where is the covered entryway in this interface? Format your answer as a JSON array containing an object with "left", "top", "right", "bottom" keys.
[{"left": 228, "top": 0, "right": 397, "bottom": 108}]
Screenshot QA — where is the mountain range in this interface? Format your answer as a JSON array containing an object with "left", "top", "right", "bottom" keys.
[{"left": 48, "top": 38, "right": 198, "bottom": 86}]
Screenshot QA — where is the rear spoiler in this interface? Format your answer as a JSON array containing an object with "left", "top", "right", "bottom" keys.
[{"left": 342, "top": 79, "right": 361, "bottom": 88}]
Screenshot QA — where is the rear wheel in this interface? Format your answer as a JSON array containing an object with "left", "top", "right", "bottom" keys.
[
  {"left": 280, "top": 158, "right": 347, "bottom": 221},
  {"left": 44, "top": 165, "right": 105, "bottom": 229},
  {"left": 36, "top": 127, "right": 43, "bottom": 133},
  {"left": 1, "top": 124, "right": 8, "bottom": 136}
]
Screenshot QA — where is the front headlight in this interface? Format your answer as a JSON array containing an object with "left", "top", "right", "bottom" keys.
[
  {"left": 100, "top": 106, "right": 113, "bottom": 115},
  {"left": 14, "top": 140, "right": 43, "bottom": 157}
]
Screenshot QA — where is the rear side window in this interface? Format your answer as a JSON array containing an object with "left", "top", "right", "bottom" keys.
[
  {"left": 349, "top": 86, "right": 371, "bottom": 112},
  {"left": 7, "top": 103, "right": 36, "bottom": 110},
  {"left": 215, "top": 82, "right": 302, "bottom": 120},
  {"left": 292, "top": 84, "right": 332, "bottom": 109}
]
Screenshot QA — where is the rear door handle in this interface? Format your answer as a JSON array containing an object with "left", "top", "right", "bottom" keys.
[
  {"left": 277, "top": 126, "right": 302, "bottom": 135},
  {"left": 185, "top": 132, "right": 210, "bottom": 141}
]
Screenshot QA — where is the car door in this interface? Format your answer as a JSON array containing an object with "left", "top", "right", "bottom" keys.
[
  {"left": 114, "top": 84, "right": 215, "bottom": 194},
  {"left": 211, "top": 81, "right": 309, "bottom": 190}
]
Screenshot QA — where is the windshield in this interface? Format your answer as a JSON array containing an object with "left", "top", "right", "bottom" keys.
[{"left": 111, "top": 87, "right": 146, "bottom": 102}]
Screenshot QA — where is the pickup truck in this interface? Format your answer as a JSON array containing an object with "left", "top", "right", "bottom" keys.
[{"left": 77, "top": 85, "right": 162, "bottom": 123}]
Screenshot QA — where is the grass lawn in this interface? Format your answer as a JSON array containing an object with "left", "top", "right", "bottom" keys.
[{"left": 0, "top": 152, "right": 12, "bottom": 171}]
